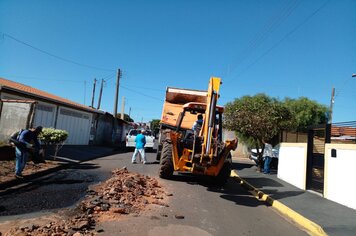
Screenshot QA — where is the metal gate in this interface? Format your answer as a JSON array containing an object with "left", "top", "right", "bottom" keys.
[{"left": 306, "top": 124, "right": 331, "bottom": 194}]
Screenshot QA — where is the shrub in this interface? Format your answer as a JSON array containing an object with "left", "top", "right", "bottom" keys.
[
  {"left": 38, "top": 128, "right": 68, "bottom": 159},
  {"left": 39, "top": 128, "right": 68, "bottom": 145}
]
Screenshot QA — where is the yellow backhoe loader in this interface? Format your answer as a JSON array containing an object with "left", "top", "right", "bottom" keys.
[{"left": 158, "top": 77, "right": 237, "bottom": 184}]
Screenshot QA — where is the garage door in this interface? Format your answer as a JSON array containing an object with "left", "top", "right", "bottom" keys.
[
  {"left": 33, "top": 103, "right": 56, "bottom": 128},
  {"left": 56, "top": 107, "right": 92, "bottom": 145}
]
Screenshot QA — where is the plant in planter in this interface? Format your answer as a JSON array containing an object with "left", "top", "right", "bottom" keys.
[{"left": 39, "top": 128, "right": 68, "bottom": 160}]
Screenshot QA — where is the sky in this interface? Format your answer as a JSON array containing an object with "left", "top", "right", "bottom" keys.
[{"left": 0, "top": 0, "right": 355, "bottom": 123}]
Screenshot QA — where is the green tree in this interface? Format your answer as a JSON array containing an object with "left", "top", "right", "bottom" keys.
[
  {"left": 150, "top": 119, "right": 161, "bottom": 136},
  {"left": 115, "top": 113, "right": 134, "bottom": 122},
  {"left": 224, "top": 94, "right": 293, "bottom": 169},
  {"left": 124, "top": 114, "right": 134, "bottom": 122},
  {"left": 283, "top": 97, "right": 328, "bottom": 131}
]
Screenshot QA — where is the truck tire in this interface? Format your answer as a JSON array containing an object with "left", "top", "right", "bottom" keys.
[
  {"left": 159, "top": 142, "right": 174, "bottom": 179},
  {"left": 215, "top": 153, "right": 232, "bottom": 186}
]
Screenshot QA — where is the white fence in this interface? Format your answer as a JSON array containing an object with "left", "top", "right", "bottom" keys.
[
  {"left": 277, "top": 143, "right": 307, "bottom": 190},
  {"left": 278, "top": 142, "right": 356, "bottom": 210},
  {"left": 324, "top": 144, "right": 356, "bottom": 210}
]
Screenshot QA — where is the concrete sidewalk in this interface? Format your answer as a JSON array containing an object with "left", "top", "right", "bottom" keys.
[{"left": 231, "top": 157, "right": 356, "bottom": 236}]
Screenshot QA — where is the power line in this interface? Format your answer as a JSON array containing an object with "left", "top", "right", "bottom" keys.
[
  {"left": 226, "top": 0, "right": 330, "bottom": 83},
  {"left": 107, "top": 71, "right": 165, "bottom": 92},
  {"left": 1, "top": 32, "right": 115, "bottom": 72},
  {"left": 3, "top": 75, "right": 85, "bottom": 83},
  {"left": 335, "top": 76, "right": 356, "bottom": 97},
  {"left": 338, "top": 91, "right": 356, "bottom": 97},
  {"left": 335, "top": 105, "right": 356, "bottom": 111},
  {"left": 121, "top": 85, "right": 163, "bottom": 102},
  {"left": 120, "top": 83, "right": 164, "bottom": 92},
  {"left": 226, "top": 0, "right": 301, "bottom": 79},
  {"left": 102, "top": 72, "right": 116, "bottom": 81},
  {"left": 104, "top": 72, "right": 164, "bottom": 92}
]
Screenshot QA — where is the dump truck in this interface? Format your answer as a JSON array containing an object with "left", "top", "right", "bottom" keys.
[{"left": 157, "top": 77, "right": 237, "bottom": 184}]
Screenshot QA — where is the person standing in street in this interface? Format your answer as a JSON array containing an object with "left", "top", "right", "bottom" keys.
[
  {"left": 13, "top": 126, "right": 43, "bottom": 178},
  {"left": 131, "top": 129, "right": 147, "bottom": 164},
  {"left": 262, "top": 139, "right": 273, "bottom": 174}
]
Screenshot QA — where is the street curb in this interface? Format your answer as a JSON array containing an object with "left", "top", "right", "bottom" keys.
[{"left": 230, "top": 170, "right": 327, "bottom": 236}]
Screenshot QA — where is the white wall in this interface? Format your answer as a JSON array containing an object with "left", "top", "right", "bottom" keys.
[
  {"left": 324, "top": 144, "right": 356, "bottom": 210},
  {"left": 0, "top": 101, "right": 33, "bottom": 141},
  {"left": 277, "top": 143, "right": 307, "bottom": 190}
]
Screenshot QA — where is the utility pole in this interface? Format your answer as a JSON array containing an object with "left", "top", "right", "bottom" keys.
[
  {"left": 97, "top": 79, "right": 105, "bottom": 110},
  {"left": 114, "top": 69, "right": 121, "bottom": 118},
  {"left": 328, "top": 87, "right": 335, "bottom": 124},
  {"left": 83, "top": 80, "right": 86, "bottom": 105},
  {"left": 91, "top": 78, "right": 97, "bottom": 108},
  {"left": 121, "top": 96, "right": 125, "bottom": 120}
]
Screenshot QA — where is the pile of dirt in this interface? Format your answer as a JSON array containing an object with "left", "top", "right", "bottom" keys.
[
  {"left": 81, "top": 167, "right": 169, "bottom": 219},
  {"left": 2, "top": 167, "right": 169, "bottom": 236}
]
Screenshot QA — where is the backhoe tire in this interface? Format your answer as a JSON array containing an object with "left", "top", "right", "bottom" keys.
[
  {"left": 159, "top": 142, "right": 174, "bottom": 179},
  {"left": 215, "top": 153, "right": 232, "bottom": 186}
]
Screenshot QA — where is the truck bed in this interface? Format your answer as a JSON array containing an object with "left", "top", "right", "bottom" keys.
[{"left": 160, "top": 87, "right": 207, "bottom": 130}]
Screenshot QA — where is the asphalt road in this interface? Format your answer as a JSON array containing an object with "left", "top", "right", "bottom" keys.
[{"left": 0, "top": 150, "right": 308, "bottom": 236}]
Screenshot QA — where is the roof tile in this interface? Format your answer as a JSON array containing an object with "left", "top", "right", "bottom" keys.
[{"left": 0, "top": 77, "right": 98, "bottom": 112}]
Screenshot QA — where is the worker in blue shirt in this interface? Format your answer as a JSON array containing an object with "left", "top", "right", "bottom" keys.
[
  {"left": 131, "top": 129, "right": 147, "bottom": 164},
  {"left": 14, "top": 126, "right": 43, "bottom": 178}
]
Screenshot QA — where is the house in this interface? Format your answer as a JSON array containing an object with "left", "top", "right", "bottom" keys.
[
  {"left": 331, "top": 125, "right": 356, "bottom": 142},
  {"left": 0, "top": 77, "right": 130, "bottom": 146}
]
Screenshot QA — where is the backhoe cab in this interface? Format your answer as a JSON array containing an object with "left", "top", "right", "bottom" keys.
[{"left": 159, "top": 77, "right": 237, "bottom": 184}]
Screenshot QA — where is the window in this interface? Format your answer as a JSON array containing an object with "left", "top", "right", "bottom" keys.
[
  {"left": 144, "top": 131, "right": 152, "bottom": 136},
  {"left": 129, "top": 130, "right": 139, "bottom": 136}
]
